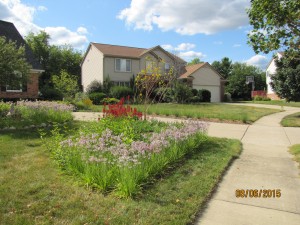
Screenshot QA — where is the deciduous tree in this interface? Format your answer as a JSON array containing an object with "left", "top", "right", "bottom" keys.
[
  {"left": 247, "top": 0, "right": 300, "bottom": 54},
  {"left": 271, "top": 52, "right": 300, "bottom": 101},
  {"left": 0, "top": 36, "right": 31, "bottom": 88}
]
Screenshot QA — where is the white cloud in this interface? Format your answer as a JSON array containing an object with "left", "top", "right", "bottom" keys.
[
  {"left": 175, "top": 43, "right": 195, "bottom": 51},
  {"left": 161, "top": 43, "right": 205, "bottom": 60},
  {"left": 178, "top": 51, "right": 206, "bottom": 60},
  {"left": 162, "top": 43, "right": 195, "bottom": 51},
  {"left": 233, "top": 44, "right": 241, "bottom": 48},
  {"left": 37, "top": 6, "right": 47, "bottom": 12},
  {"left": 118, "top": 0, "right": 249, "bottom": 35},
  {"left": 45, "top": 27, "right": 88, "bottom": 49},
  {"left": 0, "top": 0, "right": 88, "bottom": 49},
  {"left": 245, "top": 55, "right": 269, "bottom": 70},
  {"left": 77, "top": 26, "right": 88, "bottom": 34}
]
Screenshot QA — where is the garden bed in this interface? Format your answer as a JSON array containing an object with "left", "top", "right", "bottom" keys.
[
  {"left": 0, "top": 101, "right": 74, "bottom": 129},
  {"left": 42, "top": 117, "right": 208, "bottom": 197}
]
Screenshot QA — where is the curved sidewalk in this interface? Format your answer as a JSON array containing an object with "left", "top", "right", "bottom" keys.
[{"left": 197, "top": 105, "right": 300, "bottom": 225}]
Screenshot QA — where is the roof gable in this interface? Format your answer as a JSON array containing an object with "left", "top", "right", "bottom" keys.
[
  {"left": 179, "top": 62, "right": 224, "bottom": 79},
  {"left": 87, "top": 43, "right": 186, "bottom": 64},
  {"left": 0, "top": 20, "right": 43, "bottom": 70},
  {"left": 92, "top": 43, "right": 147, "bottom": 59}
]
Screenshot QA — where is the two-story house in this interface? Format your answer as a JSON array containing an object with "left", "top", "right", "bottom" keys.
[
  {"left": 81, "top": 43, "right": 224, "bottom": 102},
  {"left": 266, "top": 52, "right": 283, "bottom": 100},
  {"left": 0, "top": 20, "right": 43, "bottom": 99}
]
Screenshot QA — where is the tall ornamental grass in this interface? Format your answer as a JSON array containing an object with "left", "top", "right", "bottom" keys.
[{"left": 43, "top": 117, "right": 207, "bottom": 197}]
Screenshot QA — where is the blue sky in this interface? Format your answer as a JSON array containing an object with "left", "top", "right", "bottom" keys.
[{"left": 0, "top": 0, "right": 272, "bottom": 69}]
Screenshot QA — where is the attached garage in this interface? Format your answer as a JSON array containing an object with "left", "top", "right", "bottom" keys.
[{"left": 179, "top": 63, "right": 225, "bottom": 102}]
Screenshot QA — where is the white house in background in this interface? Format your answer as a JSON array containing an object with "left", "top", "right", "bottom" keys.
[
  {"left": 81, "top": 42, "right": 225, "bottom": 102},
  {"left": 266, "top": 52, "right": 283, "bottom": 100}
]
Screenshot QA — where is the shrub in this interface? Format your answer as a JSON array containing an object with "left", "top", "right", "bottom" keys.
[
  {"left": 224, "top": 93, "right": 232, "bottom": 102},
  {"left": 253, "top": 96, "right": 271, "bottom": 101},
  {"left": 86, "top": 80, "right": 103, "bottom": 94},
  {"left": 199, "top": 89, "right": 211, "bottom": 102},
  {"left": 89, "top": 92, "right": 107, "bottom": 105},
  {"left": 173, "top": 82, "right": 193, "bottom": 103},
  {"left": 155, "top": 87, "right": 173, "bottom": 103},
  {"left": 189, "top": 96, "right": 201, "bottom": 103},
  {"left": 110, "top": 86, "right": 133, "bottom": 99},
  {"left": 191, "top": 89, "right": 198, "bottom": 96},
  {"left": 101, "top": 98, "right": 119, "bottom": 104},
  {"left": 74, "top": 98, "right": 93, "bottom": 110},
  {"left": 0, "top": 101, "right": 10, "bottom": 117},
  {"left": 40, "top": 85, "right": 63, "bottom": 100},
  {"left": 74, "top": 92, "right": 88, "bottom": 102}
]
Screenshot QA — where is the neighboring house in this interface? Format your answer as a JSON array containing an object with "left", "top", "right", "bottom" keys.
[
  {"left": 266, "top": 52, "right": 283, "bottom": 100},
  {"left": 0, "top": 20, "right": 43, "bottom": 99},
  {"left": 81, "top": 42, "right": 224, "bottom": 102},
  {"left": 179, "top": 63, "right": 225, "bottom": 102}
]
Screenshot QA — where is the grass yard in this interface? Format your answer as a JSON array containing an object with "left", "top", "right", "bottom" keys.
[
  {"left": 86, "top": 103, "right": 280, "bottom": 124},
  {"left": 0, "top": 125, "right": 241, "bottom": 224},
  {"left": 242, "top": 100, "right": 300, "bottom": 108},
  {"left": 137, "top": 103, "right": 280, "bottom": 123},
  {"left": 289, "top": 145, "right": 300, "bottom": 170},
  {"left": 281, "top": 112, "right": 300, "bottom": 127}
]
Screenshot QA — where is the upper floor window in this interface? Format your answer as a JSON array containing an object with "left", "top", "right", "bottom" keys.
[
  {"left": 115, "top": 58, "right": 131, "bottom": 72},
  {"left": 146, "top": 60, "right": 155, "bottom": 73}
]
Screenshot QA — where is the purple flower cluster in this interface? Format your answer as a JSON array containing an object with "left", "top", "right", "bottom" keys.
[
  {"left": 17, "top": 100, "right": 75, "bottom": 111},
  {"left": 60, "top": 121, "right": 207, "bottom": 167}
]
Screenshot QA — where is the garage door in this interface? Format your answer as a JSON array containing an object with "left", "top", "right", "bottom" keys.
[{"left": 193, "top": 85, "right": 220, "bottom": 102}]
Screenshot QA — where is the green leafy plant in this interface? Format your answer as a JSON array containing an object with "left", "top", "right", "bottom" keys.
[
  {"left": 88, "top": 92, "right": 106, "bottom": 105},
  {"left": 110, "top": 86, "right": 133, "bottom": 99}
]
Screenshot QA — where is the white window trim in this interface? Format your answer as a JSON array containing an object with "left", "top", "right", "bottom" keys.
[{"left": 115, "top": 58, "right": 132, "bottom": 72}]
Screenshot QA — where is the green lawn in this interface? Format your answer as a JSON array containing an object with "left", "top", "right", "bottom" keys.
[
  {"left": 281, "top": 112, "right": 300, "bottom": 127},
  {"left": 137, "top": 103, "right": 280, "bottom": 124},
  {"left": 289, "top": 145, "right": 300, "bottom": 170},
  {"left": 0, "top": 126, "right": 241, "bottom": 224},
  {"left": 242, "top": 100, "right": 300, "bottom": 108},
  {"left": 87, "top": 103, "right": 280, "bottom": 124}
]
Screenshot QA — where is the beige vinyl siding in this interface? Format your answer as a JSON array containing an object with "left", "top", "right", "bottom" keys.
[
  {"left": 191, "top": 65, "right": 221, "bottom": 102},
  {"left": 140, "top": 50, "right": 175, "bottom": 73},
  {"left": 103, "top": 57, "right": 140, "bottom": 82},
  {"left": 81, "top": 45, "right": 104, "bottom": 92}
]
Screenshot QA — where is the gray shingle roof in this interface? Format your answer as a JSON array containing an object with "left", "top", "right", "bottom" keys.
[{"left": 0, "top": 20, "right": 43, "bottom": 70}]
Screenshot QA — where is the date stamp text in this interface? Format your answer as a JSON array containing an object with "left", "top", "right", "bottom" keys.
[{"left": 235, "top": 189, "right": 281, "bottom": 198}]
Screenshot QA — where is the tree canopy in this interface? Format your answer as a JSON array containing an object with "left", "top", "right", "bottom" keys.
[
  {"left": 247, "top": 0, "right": 300, "bottom": 54},
  {"left": 211, "top": 57, "right": 232, "bottom": 79},
  {"left": 187, "top": 58, "right": 203, "bottom": 65},
  {"left": 271, "top": 53, "right": 300, "bottom": 101},
  {"left": 25, "top": 31, "right": 83, "bottom": 98},
  {"left": 0, "top": 36, "right": 31, "bottom": 87},
  {"left": 226, "top": 62, "right": 266, "bottom": 99}
]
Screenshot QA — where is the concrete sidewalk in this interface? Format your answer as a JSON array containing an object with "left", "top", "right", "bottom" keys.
[{"left": 197, "top": 107, "right": 300, "bottom": 225}]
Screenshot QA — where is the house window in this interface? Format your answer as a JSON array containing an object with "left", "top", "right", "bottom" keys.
[
  {"left": 115, "top": 58, "right": 131, "bottom": 72},
  {"left": 6, "top": 71, "right": 23, "bottom": 92},
  {"left": 146, "top": 60, "right": 155, "bottom": 73},
  {"left": 165, "top": 63, "right": 170, "bottom": 70},
  {"left": 113, "top": 81, "right": 130, "bottom": 87}
]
